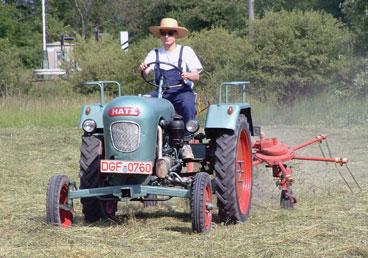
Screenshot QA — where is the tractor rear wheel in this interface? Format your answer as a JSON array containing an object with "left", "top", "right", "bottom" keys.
[
  {"left": 46, "top": 175, "right": 73, "bottom": 228},
  {"left": 79, "top": 134, "right": 117, "bottom": 222},
  {"left": 214, "top": 114, "right": 253, "bottom": 224},
  {"left": 191, "top": 172, "right": 213, "bottom": 233}
]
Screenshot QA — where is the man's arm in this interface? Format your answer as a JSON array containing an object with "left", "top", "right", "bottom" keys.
[
  {"left": 181, "top": 70, "right": 199, "bottom": 81},
  {"left": 182, "top": 47, "right": 202, "bottom": 82},
  {"left": 139, "top": 50, "right": 155, "bottom": 75}
]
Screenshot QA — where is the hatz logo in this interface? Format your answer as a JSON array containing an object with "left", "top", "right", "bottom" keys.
[{"left": 109, "top": 107, "right": 141, "bottom": 117}]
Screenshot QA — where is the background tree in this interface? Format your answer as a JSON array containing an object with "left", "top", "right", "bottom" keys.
[
  {"left": 342, "top": 0, "right": 368, "bottom": 53},
  {"left": 0, "top": 38, "right": 31, "bottom": 96},
  {"left": 0, "top": 3, "right": 41, "bottom": 67},
  {"left": 249, "top": 10, "right": 354, "bottom": 101},
  {"left": 0, "top": 0, "right": 366, "bottom": 99},
  {"left": 255, "top": 0, "right": 343, "bottom": 18}
]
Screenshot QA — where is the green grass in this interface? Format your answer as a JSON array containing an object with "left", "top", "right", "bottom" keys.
[
  {"left": 0, "top": 96, "right": 83, "bottom": 128},
  {"left": 0, "top": 127, "right": 367, "bottom": 257},
  {"left": 0, "top": 95, "right": 367, "bottom": 257}
]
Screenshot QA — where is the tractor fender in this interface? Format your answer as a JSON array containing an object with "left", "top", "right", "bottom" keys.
[
  {"left": 204, "top": 103, "right": 254, "bottom": 138},
  {"left": 79, "top": 104, "right": 104, "bottom": 129}
]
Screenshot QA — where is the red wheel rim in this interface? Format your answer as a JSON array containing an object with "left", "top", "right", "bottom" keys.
[
  {"left": 203, "top": 183, "right": 213, "bottom": 230},
  {"left": 59, "top": 184, "right": 72, "bottom": 228},
  {"left": 235, "top": 129, "right": 252, "bottom": 214}
]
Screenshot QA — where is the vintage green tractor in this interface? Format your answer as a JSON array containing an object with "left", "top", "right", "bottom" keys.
[{"left": 46, "top": 62, "right": 254, "bottom": 233}]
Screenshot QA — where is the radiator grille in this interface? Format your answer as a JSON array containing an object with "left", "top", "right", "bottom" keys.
[{"left": 111, "top": 121, "right": 140, "bottom": 152}]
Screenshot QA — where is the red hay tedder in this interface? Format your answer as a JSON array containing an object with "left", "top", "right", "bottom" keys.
[{"left": 250, "top": 130, "right": 360, "bottom": 208}]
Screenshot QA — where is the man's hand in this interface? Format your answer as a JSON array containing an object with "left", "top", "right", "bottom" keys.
[
  {"left": 181, "top": 71, "right": 199, "bottom": 82},
  {"left": 139, "top": 63, "right": 151, "bottom": 75}
]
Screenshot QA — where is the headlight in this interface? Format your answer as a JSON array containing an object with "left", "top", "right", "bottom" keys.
[
  {"left": 82, "top": 119, "right": 97, "bottom": 133},
  {"left": 185, "top": 119, "right": 199, "bottom": 133}
]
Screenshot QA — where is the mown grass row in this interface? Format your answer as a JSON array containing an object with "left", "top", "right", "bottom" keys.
[{"left": 0, "top": 127, "right": 367, "bottom": 257}]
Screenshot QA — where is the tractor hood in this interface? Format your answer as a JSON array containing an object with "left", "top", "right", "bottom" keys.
[{"left": 103, "top": 95, "right": 175, "bottom": 162}]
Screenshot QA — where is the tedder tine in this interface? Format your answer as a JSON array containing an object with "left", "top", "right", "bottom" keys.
[
  {"left": 334, "top": 163, "right": 354, "bottom": 193},
  {"left": 346, "top": 164, "right": 362, "bottom": 192},
  {"left": 325, "top": 139, "right": 333, "bottom": 158},
  {"left": 318, "top": 142, "right": 329, "bottom": 165},
  {"left": 325, "top": 139, "right": 361, "bottom": 193}
]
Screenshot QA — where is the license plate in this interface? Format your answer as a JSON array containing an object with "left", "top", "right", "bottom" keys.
[{"left": 100, "top": 160, "right": 153, "bottom": 174}]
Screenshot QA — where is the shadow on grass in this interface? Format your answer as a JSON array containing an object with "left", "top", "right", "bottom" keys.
[
  {"left": 39, "top": 201, "right": 219, "bottom": 234},
  {"left": 135, "top": 209, "right": 191, "bottom": 222},
  {"left": 163, "top": 226, "right": 193, "bottom": 234},
  {"left": 60, "top": 209, "right": 193, "bottom": 228},
  {"left": 163, "top": 213, "right": 219, "bottom": 234},
  {"left": 64, "top": 212, "right": 194, "bottom": 233},
  {"left": 58, "top": 209, "right": 220, "bottom": 235}
]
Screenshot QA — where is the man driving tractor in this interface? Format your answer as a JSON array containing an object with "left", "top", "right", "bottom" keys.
[{"left": 139, "top": 17, "right": 203, "bottom": 160}]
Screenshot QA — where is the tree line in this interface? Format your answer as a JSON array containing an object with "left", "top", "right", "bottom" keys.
[{"left": 0, "top": 0, "right": 367, "bottom": 100}]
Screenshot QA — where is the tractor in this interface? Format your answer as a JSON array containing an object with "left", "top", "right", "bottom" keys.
[
  {"left": 47, "top": 61, "right": 355, "bottom": 232},
  {"left": 46, "top": 61, "right": 254, "bottom": 233}
]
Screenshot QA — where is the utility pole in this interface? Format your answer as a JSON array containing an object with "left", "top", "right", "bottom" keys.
[
  {"left": 42, "top": 0, "right": 48, "bottom": 69},
  {"left": 248, "top": 0, "right": 255, "bottom": 23},
  {"left": 248, "top": 0, "right": 255, "bottom": 38}
]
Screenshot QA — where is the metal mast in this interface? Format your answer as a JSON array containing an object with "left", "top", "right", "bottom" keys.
[{"left": 42, "top": 0, "right": 48, "bottom": 69}]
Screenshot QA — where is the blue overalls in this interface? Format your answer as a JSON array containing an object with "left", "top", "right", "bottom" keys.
[{"left": 150, "top": 46, "right": 196, "bottom": 125}]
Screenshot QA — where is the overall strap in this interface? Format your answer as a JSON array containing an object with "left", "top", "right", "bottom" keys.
[
  {"left": 154, "top": 48, "right": 159, "bottom": 70},
  {"left": 154, "top": 49, "right": 160, "bottom": 85},
  {"left": 178, "top": 46, "right": 184, "bottom": 71},
  {"left": 155, "top": 48, "right": 159, "bottom": 62}
]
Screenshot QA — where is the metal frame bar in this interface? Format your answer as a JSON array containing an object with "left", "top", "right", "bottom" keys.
[
  {"left": 69, "top": 185, "right": 191, "bottom": 200},
  {"left": 291, "top": 135, "right": 326, "bottom": 151},
  {"left": 83, "top": 81, "right": 122, "bottom": 105},
  {"left": 293, "top": 155, "right": 348, "bottom": 165},
  {"left": 220, "top": 81, "right": 250, "bottom": 104}
]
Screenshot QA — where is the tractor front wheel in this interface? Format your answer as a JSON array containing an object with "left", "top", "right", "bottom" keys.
[
  {"left": 214, "top": 114, "right": 253, "bottom": 224},
  {"left": 46, "top": 175, "right": 74, "bottom": 228},
  {"left": 191, "top": 172, "right": 213, "bottom": 233},
  {"left": 79, "top": 134, "right": 117, "bottom": 222}
]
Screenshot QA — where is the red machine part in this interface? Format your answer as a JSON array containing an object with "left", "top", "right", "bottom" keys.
[
  {"left": 253, "top": 134, "right": 348, "bottom": 167},
  {"left": 252, "top": 133, "right": 349, "bottom": 200}
]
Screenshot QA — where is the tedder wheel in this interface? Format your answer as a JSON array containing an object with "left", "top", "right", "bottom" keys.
[
  {"left": 214, "top": 114, "right": 253, "bottom": 224},
  {"left": 46, "top": 175, "right": 73, "bottom": 228},
  {"left": 79, "top": 134, "right": 117, "bottom": 222},
  {"left": 280, "top": 189, "right": 296, "bottom": 209},
  {"left": 191, "top": 172, "right": 213, "bottom": 233}
]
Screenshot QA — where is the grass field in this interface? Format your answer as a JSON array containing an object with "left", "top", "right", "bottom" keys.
[{"left": 0, "top": 96, "right": 367, "bottom": 257}]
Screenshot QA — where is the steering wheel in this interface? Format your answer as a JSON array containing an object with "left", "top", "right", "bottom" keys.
[{"left": 141, "top": 61, "right": 184, "bottom": 87}]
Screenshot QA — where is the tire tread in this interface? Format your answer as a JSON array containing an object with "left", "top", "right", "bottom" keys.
[{"left": 214, "top": 115, "right": 252, "bottom": 223}]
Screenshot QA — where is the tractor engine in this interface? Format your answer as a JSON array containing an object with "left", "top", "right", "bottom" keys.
[
  {"left": 153, "top": 114, "right": 185, "bottom": 179},
  {"left": 162, "top": 114, "right": 185, "bottom": 149}
]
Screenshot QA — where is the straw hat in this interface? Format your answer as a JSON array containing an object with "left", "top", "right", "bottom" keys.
[{"left": 149, "top": 18, "right": 188, "bottom": 39}]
